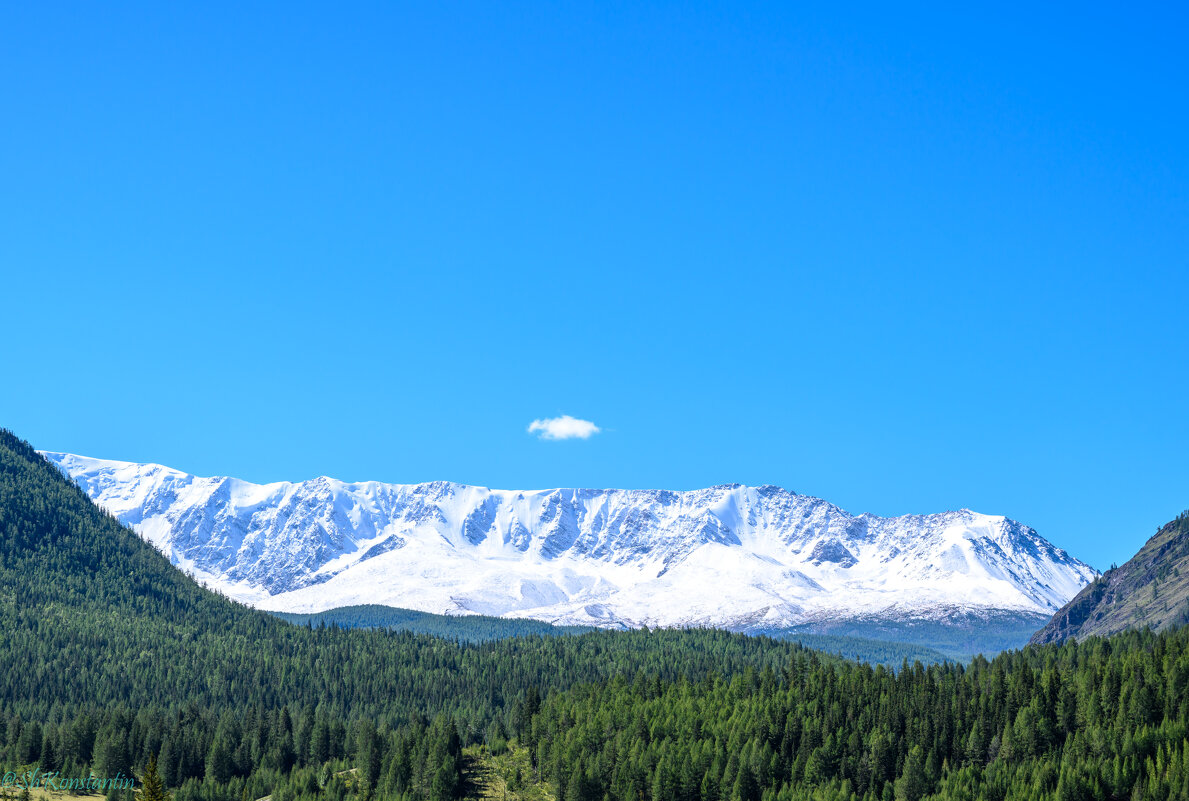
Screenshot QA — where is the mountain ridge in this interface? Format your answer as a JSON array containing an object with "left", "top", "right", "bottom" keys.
[
  {"left": 43, "top": 451, "right": 1098, "bottom": 633},
  {"left": 1030, "top": 511, "right": 1189, "bottom": 644}
]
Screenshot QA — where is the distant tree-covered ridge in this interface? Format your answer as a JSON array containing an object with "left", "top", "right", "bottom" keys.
[
  {"left": 269, "top": 604, "right": 591, "bottom": 642},
  {"left": 762, "top": 610, "right": 1051, "bottom": 662},
  {"left": 4, "top": 428, "right": 1189, "bottom": 801},
  {"left": 769, "top": 633, "right": 950, "bottom": 667},
  {"left": 270, "top": 606, "right": 951, "bottom": 667}
]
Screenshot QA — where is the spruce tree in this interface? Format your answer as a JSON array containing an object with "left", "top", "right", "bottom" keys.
[
  {"left": 157, "top": 739, "right": 177, "bottom": 787},
  {"left": 311, "top": 721, "right": 331, "bottom": 766},
  {"left": 139, "top": 754, "right": 171, "bottom": 801},
  {"left": 39, "top": 732, "right": 58, "bottom": 772},
  {"left": 16, "top": 721, "right": 41, "bottom": 764},
  {"left": 205, "top": 736, "right": 233, "bottom": 784},
  {"left": 894, "top": 746, "right": 927, "bottom": 801}
]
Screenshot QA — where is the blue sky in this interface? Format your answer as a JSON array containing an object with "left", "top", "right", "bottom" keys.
[{"left": 2, "top": 3, "right": 1186, "bottom": 570}]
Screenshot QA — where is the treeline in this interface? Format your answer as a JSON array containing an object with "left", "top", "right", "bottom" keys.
[
  {"left": 6, "top": 628, "right": 1189, "bottom": 801},
  {"left": 0, "top": 704, "right": 467, "bottom": 801},
  {"left": 528, "top": 627, "right": 1189, "bottom": 801}
]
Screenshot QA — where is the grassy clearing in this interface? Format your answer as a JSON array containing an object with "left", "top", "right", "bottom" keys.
[
  {"left": 0, "top": 780, "right": 103, "bottom": 801},
  {"left": 461, "top": 744, "right": 553, "bottom": 801}
]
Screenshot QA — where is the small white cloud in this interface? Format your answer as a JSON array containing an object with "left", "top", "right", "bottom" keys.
[{"left": 527, "top": 415, "right": 601, "bottom": 441}]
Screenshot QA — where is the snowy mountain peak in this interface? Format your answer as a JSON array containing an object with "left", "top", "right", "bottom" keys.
[{"left": 41, "top": 451, "right": 1098, "bottom": 630}]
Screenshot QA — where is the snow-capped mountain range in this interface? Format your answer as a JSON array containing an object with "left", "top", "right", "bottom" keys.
[{"left": 42, "top": 452, "right": 1097, "bottom": 630}]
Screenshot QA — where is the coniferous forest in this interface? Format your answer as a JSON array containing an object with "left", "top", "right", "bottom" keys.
[{"left": 3, "top": 429, "right": 1189, "bottom": 801}]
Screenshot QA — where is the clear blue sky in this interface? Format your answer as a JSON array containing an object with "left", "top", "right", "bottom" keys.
[{"left": 2, "top": 3, "right": 1186, "bottom": 571}]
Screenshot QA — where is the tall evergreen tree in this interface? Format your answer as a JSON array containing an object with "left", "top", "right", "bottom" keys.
[
  {"left": 139, "top": 754, "right": 171, "bottom": 801},
  {"left": 894, "top": 745, "right": 928, "bottom": 801},
  {"left": 205, "top": 736, "right": 233, "bottom": 785}
]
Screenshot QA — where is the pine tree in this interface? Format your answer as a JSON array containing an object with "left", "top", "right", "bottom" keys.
[
  {"left": 731, "top": 764, "right": 757, "bottom": 801},
  {"left": 16, "top": 721, "right": 42, "bottom": 764},
  {"left": 157, "top": 739, "right": 177, "bottom": 788},
  {"left": 97, "top": 729, "right": 131, "bottom": 780},
  {"left": 39, "top": 732, "right": 58, "bottom": 772},
  {"left": 569, "top": 765, "right": 588, "bottom": 801},
  {"left": 205, "top": 736, "right": 233, "bottom": 784},
  {"left": 311, "top": 721, "right": 331, "bottom": 766},
  {"left": 139, "top": 754, "right": 171, "bottom": 801},
  {"left": 360, "top": 728, "right": 383, "bottom": 796},
  {"left": 894, "top": 746, "right": 927, "bottom": 801},
  {"left": 700, "top": 766, "right": 720, "bottom": 801},
  {"left": 430, "top": 755, "right": 457, "bottom": 801}
]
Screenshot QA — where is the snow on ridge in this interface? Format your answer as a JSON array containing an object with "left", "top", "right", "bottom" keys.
[{"left": 39, "top": 451, "right": 1099, "bottom": 629}]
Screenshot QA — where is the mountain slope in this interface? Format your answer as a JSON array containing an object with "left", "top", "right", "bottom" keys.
[
  {"left": 1030, "top": 511, "right": 1189, "bottom": 644},
  {"left": 43, "top": 451, "right": 1097, "bottom": 632},
  {"left": 0, "top": 428, "right": 830, "bottom": 721}
]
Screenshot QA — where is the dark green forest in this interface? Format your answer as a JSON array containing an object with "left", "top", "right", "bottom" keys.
[
  {"left": 3, "top": 429, "right": 1188, "bottom": 801},
  {"left": 268, "top": 606, "right": 950, "bottom": 668}
]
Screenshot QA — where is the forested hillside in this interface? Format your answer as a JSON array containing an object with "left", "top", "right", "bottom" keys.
[
  {"left": 528, "top": 628, "right": 1189, "bottom": 801},
  {"left": 769, "top": 611, "right": 1050, "bottom": 662},
  {"left": 0, "top": 427, "right": 826, "bottom": 801},
  {"left": 0, "top": 429, "right": 817, "bottom": 721},
  {"left": 4, "top": 429, "right": 1189, "bottom": 801}
]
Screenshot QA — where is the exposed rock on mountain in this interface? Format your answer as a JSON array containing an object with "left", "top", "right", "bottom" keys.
[
  {"left": 1031, "top": 511, "right": 1189, "bottom": 644},
  {"left": 44, "top": 452, "right": 1097, "bottom": 632}
]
